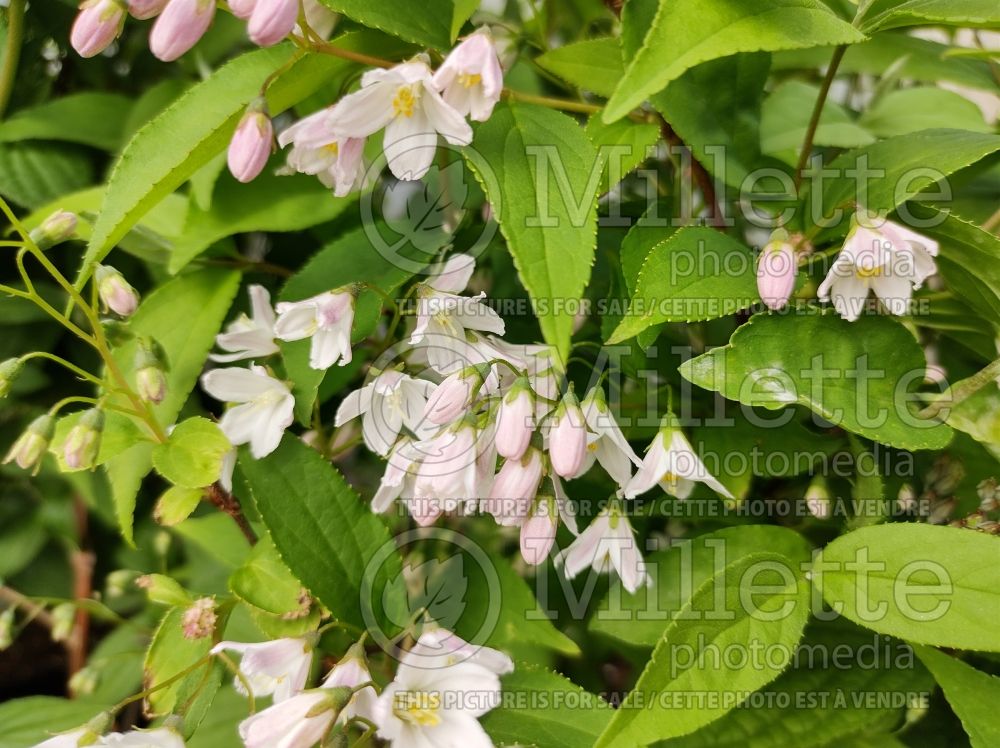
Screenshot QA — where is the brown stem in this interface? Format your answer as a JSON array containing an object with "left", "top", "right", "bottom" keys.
[
  {"left": 67, "top": 495, "right": 94, "bottom": 681},
  {"left": 206, "top": 483, "right": 258, "bottom": 545},
  {"left": 0, "top": 586, "right": 54, "bottom": 628},
  {"left": 795, "top": 44, "right": 848, "bottom": 190},
  {"left": 659, "top": 118, "right": 725, "bottom": 229}
]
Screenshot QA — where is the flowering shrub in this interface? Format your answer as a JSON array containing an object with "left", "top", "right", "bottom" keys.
[{"left": 1, "top": 1, "right": 1000, "bottom": 747}]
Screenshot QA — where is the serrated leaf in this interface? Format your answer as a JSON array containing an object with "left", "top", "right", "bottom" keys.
[
  {"left": 860, "top": 87, "right": 991, "bottom": 138},
  {"left": 858, "top": 0, "right": 1000, "bottom": 33},
  {"left": 152, "top": 417, "right": 231, "bottom": 489},
  {"left": 154, "top": 485, "right": 203, "bottom": 527},
  {"left": 536, "top": 37, "right": 624, "bottom": 97},
  {"left": 144, "top": 607, "right": 218, "bottom": 716},
  {"left": 604, "top": 0, "right": 865, "bottom": 122},
  {"left": 316, "top": 0, "right": 453, "bottom": 47},
  {"left": 584, "top": 113, "right": 660, "bottom": 194},
  {"left": 915, "top": 646, "right": 1000, "bottom": 748},
  {"left": 0, "top": 141, "right": 93, "bottom": 209},
  {"left": 679, "top": 310, "right": 954, "bottom": 451},
  {"left": 815, "top": 524, "right": 1000, "bottom": 650},
  {"left": 0, "top": 92, "right": 133, "bottom": 151},
  {"left": 467, "top": 102, "right": 598, "bottom": 361},
  {"left": 229, "top": 538, "right": 319, "bottom": 637}
]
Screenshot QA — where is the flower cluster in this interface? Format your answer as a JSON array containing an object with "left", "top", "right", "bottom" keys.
[{"left": 229, "top": 29, "right": 504, "bottom": 188}]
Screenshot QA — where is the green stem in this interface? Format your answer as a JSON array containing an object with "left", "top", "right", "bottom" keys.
[
  {"left": 111, "top": 653, "right": 215, "bottom": 713},
  {"left": 920, "top": 356, "right": 1000, "bottom": 422},
  {"left": 0, "top": 0, "right": 26, "bottom": 120},
  {"left": 20, "top": 352, "right": 104, "bottom": 386},
  {"left": 794, "top": 44, "right": 848, "bottom": 190},
  {"left": 502, "top": 88, "right": 601, "bottom": 114}
]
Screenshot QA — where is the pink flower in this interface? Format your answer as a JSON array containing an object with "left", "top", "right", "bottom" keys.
[
  {"left": 211, "top": 637, "right": 314, "bottom": 702},
  {"left": 149, "top": 0, "right": 216, "bottom": 62},
  {"left": 413, "top": 424, "right": 479, "bottom": 516},
  {"left": 127, "top": 0, "right": 168, "bottom": 19},
  {"left": 228, "top": 0, "right": 257, "bottom": 18},
  {"left": 757, "top": 231, "right": 797, "bottom": 310},
  {"left": 495, "top": 379, "right": 535, "bottom": 460},
  {"left": 433, "top": 28, "right": 504, "bottom": 122},
  {"left": 548, "top": 391, "right": 588, "bottom": 479},
  {"left": 228, "top": 104, "right": 273, "bottom": 183},
  {"left": 71, "top": 0, "right": 126, "bottom": 58},
  {"left": 247, "top": 0, "right": 299, "bottom": 47},
  {"left": 274, "top": 289, "right": 356, "bottom": 370},
  {"left": 278, "top": 109, "right": 367, "bottom": 196},
  {"left": 520, "top": 495, "right": 558, "bottom": 565},
  {"left": 423, "top": 366, "right": 485, "bottom": 425},
  {"left": 484, "top": 448, "right": 544, "bottom": 526},
  {"left": 239, "top": 690, "right": 341, "bottom": 748}
]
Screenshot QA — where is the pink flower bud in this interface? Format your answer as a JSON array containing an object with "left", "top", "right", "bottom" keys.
[
  {"left": 247, "top": 0, "right": 299, "bottom": 47},
  {"left": 520, "top": 497, "right": 558, "bottom": 565},
  {"left": 228, "top": 0, "right": 257, "bottom": 19},
  {"left": 127, "top": 0, "right": 168, "bottom": 19},
  {"left": 485, "top": 448, "right": 543, "bottom": 526},
  {"left": 495, "top": 379, "right": 535, "bottom": 460},
  {"left": 149, "top": 0, "right": 216, "bottom": 62},
  {"left": 228, "top": 106, "right": 273, "bottom": 183},
  {"left": 71, "top": 0, "right": 126, "bottom": 58},
  {"left": 757, "top": 234, "right": 797, "bottom": 311},
  {"left": 549, "top": 392, "right": 588, "bottom": 479},
  {"left": 4, "top": 414, "right": 55, "bottom": 473},
  {"left": 423, "top": 367, "right": 483, "bottom": 425},
  {"left": 96, "top": 264, "right": 140, "bottom": 316},
  {"left": 63, "top": 409, "right": 104, "bottom": 470}
]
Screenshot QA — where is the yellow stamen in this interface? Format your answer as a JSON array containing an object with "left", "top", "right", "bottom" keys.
[
  {"left": 458, "top": 72, "right": 482, "bottom": 88},
  {"left": 393, "top": 86, "right": 418, "bottom": 118},
  {"left": 856, "top": 265, "right": 882, "bottom": 279},
  {"left": 393, "top": 691, "right": 442, "bottom": 727},
  {"left": 323, "top": 142, "right": 339, "bottom": 155}
]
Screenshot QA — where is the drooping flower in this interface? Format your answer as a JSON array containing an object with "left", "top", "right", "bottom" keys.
[
  {"left": 134, "top": 337, "right": 168, "bottom": 405},
  {"left": 335, "top": 370, "right": 436, "bottom": 457},
  {"left": 228, "top": 101, "right": 273, "bottom": 183},
  {"left": 555, "top": 505, "right": 648, "bottom": 593},
  {"left": 127, "top": 0, "right": 168, "bottom": 19},
  {"left": 520, "top": 495, "right": 559, "bottom": 565},
  {"left": 246, "top": 0, "right": 298, "bottom": 46},
  {"left": 483, "top": 447, "right": 544, "bottom": 526},
  {"left": 320, "top": 646, "right": 378, "bottom": 724},
  {"left": 238, "top": 687, "right": 349, "bottom": 748},
  {"left": 326, "top": 59, "right": 473, "bottom": 181},
  {"left": 274, "top": 288, "right": 356, "bottom": 370},
  {"left": 623, "top": 415, "right": 732, "bottom": 500},
  {"left": 149, "top": 0, "right": 216, "bottom": 62},
  {"left": 228, "top": 0, "right": 256, "bottom": 19},
  {"left": 494, "top": 377, "right": 535, "bottom": 460},
  {"left": 95, "top": 265, "right": 139, "bottom": 316},
  {"left": 29, "top": 210, "right": 78, "bottom": 250},
  {"left": 757, "top": 229, "right": 797, "bottom": 311},
  {"left": 422, "top": 365, "right": 486, "bottom": 425},
  {"left": 63, "top": 409, "right": 104, "bottom": 470},
  {"left": 277, "top": 110, "right": 367, "bottom": 197},
  {"left": 403, "top": 627, "right": 513, "bottom": 674},
  {"left": 71, "top": 0, "right": 126, "bottom": 58},
  {"left": 371, "top": 438, "right": 422, "bottom": 516},
  {"left": 411, "top": 292, "right": 505, "bottom": 374},
  {"left": 4, "top": 414, "right": 55, "bottom": 474},
  {"left": 212, "top": 637, "right": 315, "bottom": 703},
  {"left": 412, "top": 422, "right": 479, "bottom": 519},
  {"left": 548, "top": 390, "right": 588, "bottom": 479},
  {"left": 201, "top": 365, "right": 294, "bottom": 458},
  {"left": 432, "top": 28, "right": 504, "bottom": 122},
  {"left": 580, "top": 387, "right": 641, "bottom": 488},
  {"left": 211, "top": 285, "right": 279, "bottom": 363}
]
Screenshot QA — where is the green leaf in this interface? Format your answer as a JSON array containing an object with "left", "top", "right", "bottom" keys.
[
  {"left": 481, "top": 665, "right": 614, "bottom": 748},
  {"left": 591, "top": 525, "right": 813, "bottom": 646},
  {"left": 0, "top": 141, "right": 93, "bottom": 209},
  {"left": 173, "top": 514, "right": 251, "bottom": 569},
  {"left": 0, "top": 697, "right": 109, "bottom": 748},
  {"left": 915, "top": 646, "right": 1000, "bottom": 748},
  {"left": 169, "top": 171, "right": 356, "bottom": 273},
  {"left": 316, "top": 0, "right": 453, "bottom": 47},
  {"left": 79, "top": 33, "right": 403, "bottom": 284},
  {"left": 604, "top": 0, "right": 864, "bottom": 122},
  {"left": 584, "top": 114, "right": 660, "bottom": 194},
  {"left": 49, "top": 410, "right": 147, "bottom": 473},
  {"left": 761, "top": 80, "right": 875, "bottom": 158},
  {"left": 152, "top": 417, "right": 231, "bottom": 489},
  {"left": 154, "top": 485, "right": 204, "bottom": 527},
  {"left": 451, "top": 0, "right": 479, "bottom": 39},
  {"left": 0, "top": 92, "right": 133, "bottom": 151},
  {"left": 105, "top": 443, "right": 155, "bottom": 547},
  {"left": 595, "top": 552, "right": 812, "bottom": 747},
  {"left": 679, "top": 310, "right": 954, "bottom": 451},
  {"left": 144, "top": 606, "right": 218, "bottom": 716},
  {"left": 858, "top": 0, "right": 1000, "bottom": 33},
  {"left": 241, "top": 436, "right": 406, "bottom": 630},
  {"left": 860, "top": 87, "right": 990, "bottom": 138},
  {"left": 230, "top": 538, "right": 321, "bottom": 637},
  {"left": 606, "top": 227, "right": 759, "bottom": 344},
  {"left": 468, "top": 102, "right": 598, "bottom": 361},
  {"left": 535, "top": 37, "right": 624, "bottom": 97},
  {"left": 815, "top": 524, "right": 1000, "bottom": 650}
]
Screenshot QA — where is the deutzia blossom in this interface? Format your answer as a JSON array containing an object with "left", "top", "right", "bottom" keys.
[
  {"left": 547, "top": 391, "right": 588, "bottom": 479},
  {"left": 412, "top": 422, "right": 479, "bottom": 519},
  {"left": 580, "top": 387, "right": 641, "bottom": 488},
  {"left": 624, "top": 416, "right": 732, "bottom": 500},
  {"left": 423, "top": 365, "right": 487, "bottom": 424},
  {"left": 211, "top": 285, "right": 279, "bottom": 362},
  {"left": 201, "top": 365, "right": 294, "bottom": 458},
  {"left": 404, "top": 627, "right": 514, "bottom": 674},
  {"left": 322, "top": 647, "right": 378, "bottom": 723},
  {"left": 484, "top": 447, "right": 544, "bottom": 526},
  {"left": 494, "top": 378, "right": 535, "bottom": 460},
  {"left": 211, "top": 636, "right": 314, "bottom": 702},
  {"left": 274, "top": 289, "right": 355, "bottom": 370},
  {"left": 33, "top": 730, "right": 90, "bottom": 748},
  {"left": 556, "top": 505, "right": 648, "bottom": 593},
  {"left": 98, "top": 727, "right": 185, "bottom": 747},
  {"left": 277, "top": 109, "right": 366, "bottom": 196},
  {"left": 432, "top": 28, "right": 504, "bottom": 122},
  {"left": 335, "top": 370, "right": 436, "bottom": 456},
  {"left": 238, "top": 688, "right": 345, "bottom": 748},
  {"left": 374, "top": 629, "right": 509, "bottom": 747}
]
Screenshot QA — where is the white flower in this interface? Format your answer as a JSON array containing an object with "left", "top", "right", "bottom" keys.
[
  {"left": 277, "top": 109, "right": 366, "bottom": 196},
  {"left": 238, "top": 689, "right": 340, "bottom": 748},
  {"left": 483, "top": 447, "right": 544, "bottom": 526},
  {"left": 97, "top": 727, "right": 185, "bottom": 747},
  {"left": 211, "top": 284, "right": 279, "bottom": 362},
  {"left": 327, "top": 59, "right": 473, "bottom": 181},
  {"left": 211, "top": 637, "right": 314, "bottom": 702},
  {"left": 494, "top": 380, "right": 535, "bottom": 460},
  {"left": 555, "top": 506, "right": 648, "bottom": 594},
  {"left": 411, "top": 290, "right": 505, "bottom": 373},
  {"left": 403, "top": 627, "right": 513, "bottom": 674},
  {"left": 413, "top": 423, "right": 479, "bottom": 515},
  {"left": 623, "top": 418, "right": 732, "bottom": 500},
  {"left": 433, "top": 28, "right": 504, "bottom": 122},
  {"left": 581, "top": 387, "right": 641, "bottom": 488},
  {"left": 520, "top": 495, "right": 558, "bottom": 566},
  {"left": 335, "top": 370, "right": 436, "bottom": 457},
  {"left": 201, "top": 365, "right": 294, "bottom": 459},
  {"left": 426, "top": 253, "right": 477, "bottom": 294},
  {"left": 374, "top": 629, "right": 509, "bottom": 748},
  {"left": 274, "top": 289, "right": 355, "bottom": 370},
  {"left": 32, "top": 730, "right": 90, "bottom": 748},
  {"left": 874, "top": 217, "right": 939, "bottom": 288},
  {"left": 321, "top": 651, "right": 378, "bottom": 724}
]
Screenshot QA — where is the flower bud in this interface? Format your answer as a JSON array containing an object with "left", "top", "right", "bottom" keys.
[
  {"left": 128, "top": 0, "right": 169, "bottom": 19},
  {"left": 520, "top": 495, "right": 558, "bottom": 565},
  {"left": 29, "top": 211, "right": 78, "bottom": 250},
  {"left": 229, "top": 0, "right": 257, "bottom": 18},
  {"left": 247, "top": 0, "right": 299, "bottom": 47},
  {"left": 805, "top": 476, "right": 831, "bottom": 519},
  {"left": 495, "top": 377, "right": 535, "bottom": 460},
  {"left": 71, "top": 0, "right": 126, "bottom": 58},
  {"left": 423, "top": 365, "right": 487, "bottom": 425},
  {"left": 63, "top": 409, "right": 104, "bottom": 470},
  {"left": 228, "top": 101, "right": 273, "bottom": 183},
  {"left": 181, "top": 597, "right": 217, "bottom": 639},
  {"left": 485, "top": 447, "right": 543, "bottom": 526},
  {"left": 149, "top": 0, "right": 217, "bottom": 62},
  {"left": 4, "top": 414, "right": 55, "bottom": 473},
  {"left": 757, "top": 230, "right": 797, "bottom": 311},
  {"left": 106, "top": 569, "right": 140, "bottom": 598},
  {"left": 50, "top": 603, "right": 76, "bottom": 643},
  {"left": 136, "top": 573, "right": 191, "bottom": 607},
  {"left": 134, "top": 337, "right": 169, "bottom": 404},
  {"left": 69, "top": 666, "right": 100, "bottom": 697},
  {"left": 96, "top": 264, "right": 140, "bottom": 316},
  {"left": 0, "top": 357, "right": 24, "bottom": 398},
  {"left": 549, "top": 390, "right": 588, "bottom": 479},
  {"left": 0, "top": 607, "right": 14, "bottom": 650}
]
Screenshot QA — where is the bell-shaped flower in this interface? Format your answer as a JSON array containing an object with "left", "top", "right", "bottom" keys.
[
  {"left": 247, "top": 0, "right": 298, "bottom": 46},
  {"left": 403, "top": 627, "right": 513, "bottom": 674},
  {"left": 274, "top": 288, "right": 355, "bottom": 370},
  {"left": 495, "top": 377, "right": 535, "bottom": 460},
  {"left": 71, "top": 0, "right": 126, "bottom": 57},
  {"left": 484, "top": 447, "right": 544, "bottom": 526},
  {"left": 128, "top": 0, "right": 169, "bottom": 20},
  {"left": 555, "top": 505, "right": 648, "bottom": 594},
  {"left": 228, "top": 102, "right": 273, "bottom": 183},
  {"left": 870, "top": 216, "right": 939, "bottom": 288},
  {"left": 520, "top": 495, "right": 559, "bottom": 565},
  {"left": 624, "top": 415, "right": 732, "bottom": 500},
  {"left": 326, "top": 59, "right": 473, "bottom": 181},
  {"left": 238, "top": 688, "right": 346, "bottom": 748},
  {"left": 211, "top": 636, "right": 315, "bottom": 703},
  {"left": 410, "top": 290, "right": 505, "bottom": 373},
  {"left": 277, "top": 109, "right": 366, "bottom": 197},
  {"left": 548, "top": 390, "right": 588, "bottom": 479},
  {"left": 372, "top": 438, "right": 434, "bottom": 525},
  {"left": 425, "top": 253, "right": 477, "bottom": 294},
  {"left": 580, "top": 387, "right": 641, "bottom": 488},
  {"left": 423, "top": 365, "right": 487, "bottom": 425},
  {"left": 433, "top": 28, "right": 504, "bottom": 122},
  {"left": 201, "top": 365, "right": 294, "bottom": 458},
  {"left": 228, "top": 0, "right": 255, "bottom": 18},
  {"left": 95, "top": 265, "right": 139, "bottom": 316},
  {"left": 211, "top": 284, "right": 279, "bottom": 362},
  {"left": 335, "top": 370, "right": 436, "bottom": 456},
  {"left": 321, "top": 645, "right": 378, "bottom": 724},
  {"left": 5, "top": 414, "right": 54, "bottom": 474},
  {"left": 98, "top": 726, "right": 185, "bottom": 747},
  {"left": 412, "top": 421, "right": 480, "bottom": 520},
  {"left": 757, "top": 229, "right": 797, "bottom": 311},
  {"left": 149, "top": 0, "right": 216, "bottom": 62}
]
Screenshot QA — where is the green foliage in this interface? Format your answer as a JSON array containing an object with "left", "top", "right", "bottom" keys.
[
  {"left": 916, "top": 646, "right": 1000, "bottom": 748},
  {"left": 152, "top": 417, "right": 231, "bottom": 489}
]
